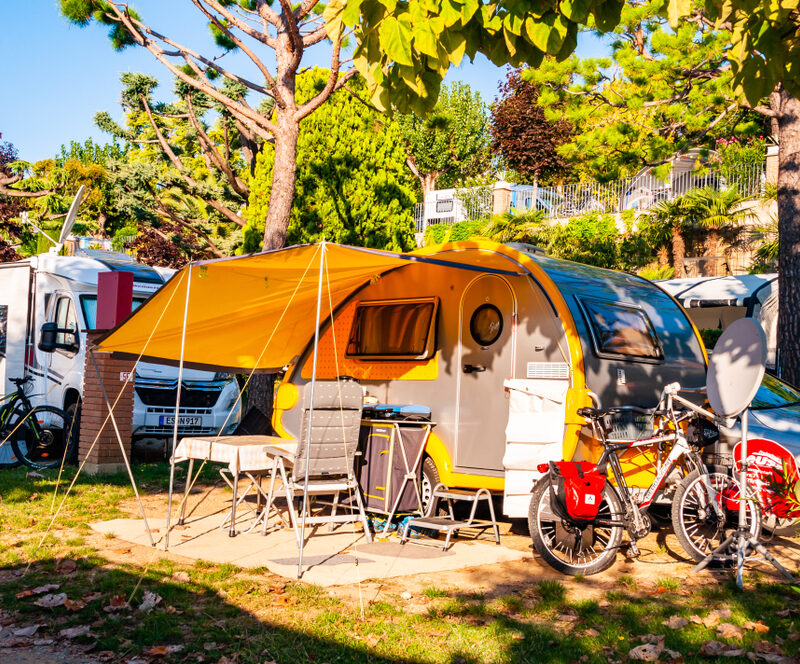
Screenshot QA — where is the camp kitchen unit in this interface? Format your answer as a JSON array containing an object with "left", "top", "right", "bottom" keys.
[
  {"left": 97, "top": 242, "right": 708, "bottom": 519},
  {"left": 0, "top": 251, "right": 241, "bottom": 453}
]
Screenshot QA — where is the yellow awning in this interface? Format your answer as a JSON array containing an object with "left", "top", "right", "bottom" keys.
[{"left": 96, "top": 243, "right": 522, "bottom": 372}]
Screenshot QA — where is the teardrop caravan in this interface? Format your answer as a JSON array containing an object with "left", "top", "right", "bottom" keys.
[{"left": 272, "top": 241, "right": 708, "bottom": 518}]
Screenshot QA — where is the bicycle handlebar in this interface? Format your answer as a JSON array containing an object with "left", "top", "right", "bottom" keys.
[{"left": 9, "top": 376, "right": 33, "bottom": 386}]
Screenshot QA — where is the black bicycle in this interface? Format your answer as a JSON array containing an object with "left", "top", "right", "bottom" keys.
[{"left": 0, "top": 376, "right": 74, "bottom": 470}]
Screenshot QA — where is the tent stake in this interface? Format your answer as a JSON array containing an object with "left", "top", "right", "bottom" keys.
[
  {"left": 166, "top": 266, "right": 192, "bottom": 551},
  {"left": 89, "top": 349, "right": 155, "bottom": 548},
  {"left": 298, "top": 242, "right": 326, "bottom": 579}
]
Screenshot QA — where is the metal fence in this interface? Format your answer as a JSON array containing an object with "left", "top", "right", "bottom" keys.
[
  {"left": 508, "top": 162, "right": 767, "bottom": 220},
  {"left": 415, "top": 162, "right": 767, "bottom": 231},
  {"left": 414, "top": 186, "right": 493, "bottom": 232}
]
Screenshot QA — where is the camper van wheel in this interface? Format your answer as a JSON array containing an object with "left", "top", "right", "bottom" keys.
[
  {"left": 64, "top": 402, "right": 80, "bottom": 465},
  {"left": 528, "top": 476, "right": 624, "bottom": 576},
  {"left": 421, "top": 457, "right": 441, "bottom": 517}
]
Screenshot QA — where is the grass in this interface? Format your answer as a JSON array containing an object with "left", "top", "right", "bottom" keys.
[{"left": 1, "top": 463, "right": 799, "bottom": 663}]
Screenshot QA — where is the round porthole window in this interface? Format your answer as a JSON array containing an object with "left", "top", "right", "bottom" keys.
[{"left": 470, "top": 304, "right": 503, "bottom": 347}]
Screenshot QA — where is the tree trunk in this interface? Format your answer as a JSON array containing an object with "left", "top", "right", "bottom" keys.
[
  {"left": 245, "top": 373, "right": 274, "bottom": 425},
  {"left": 705, "top": 229, "right": 720, "bottom": 276},
  {"left": 658, "top": 245, "right": 669, "bottom": 267},
  {"left": 775, "top": 88, "right": 800, "bottom": 384},
  {"left": 262, "top": 108, "right": 300, "bottom": 251},
  {"left": 672, "top": 224, "right": 686, "bottom": 278},
  {"left": 420, "top": 172, "right": 439, "bottom": 200}
]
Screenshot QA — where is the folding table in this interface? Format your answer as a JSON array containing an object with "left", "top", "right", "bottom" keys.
[{"left": 172, "top": 435, "right": 297, "bottom": 536}]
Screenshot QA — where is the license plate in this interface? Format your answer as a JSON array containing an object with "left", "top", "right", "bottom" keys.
[{"left": 159, "top": 416, "right": 202, "bottom": 427}]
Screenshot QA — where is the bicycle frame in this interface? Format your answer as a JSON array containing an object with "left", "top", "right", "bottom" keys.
[{"left": 587, "top": 390, "right": 723, "bottom": 536}]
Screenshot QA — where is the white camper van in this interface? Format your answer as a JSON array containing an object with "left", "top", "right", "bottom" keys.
[{"left": 0, "top": 250, "right": 241, "bottom": 457}]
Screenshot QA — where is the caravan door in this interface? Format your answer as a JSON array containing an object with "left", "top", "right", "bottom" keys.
[
  {"left": 455, "top": 274, "right": 517, "bottom": 472},
  {"left": 0, "top": 264, "right": 32, "bottom": 394}
]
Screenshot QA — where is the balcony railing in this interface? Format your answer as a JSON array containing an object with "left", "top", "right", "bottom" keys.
[{"left": 414, "top": 161, "right": 767, "bottom": 231}]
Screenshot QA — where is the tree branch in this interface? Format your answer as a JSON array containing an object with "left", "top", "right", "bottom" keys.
[{"left": 296, "top": 42, "right": 355, "bottom": 120}]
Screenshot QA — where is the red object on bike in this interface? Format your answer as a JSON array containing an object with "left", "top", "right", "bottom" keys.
[{"left": 549, "top": 461, "right": 606, "bottom": 522}]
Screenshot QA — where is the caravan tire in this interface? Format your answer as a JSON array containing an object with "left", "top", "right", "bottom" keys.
[
  {"left": 420, "top": 456, "right": 441, "bottom": 517},
  {"left": 64, "top": 402, "right": 80, "bottom": 465},
  {"left": 528, "top": 475, "right": 624, "bottom": 576}
]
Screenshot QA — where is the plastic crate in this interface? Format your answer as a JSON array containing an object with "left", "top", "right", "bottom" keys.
[{"left": 605, "top": 409, "right": 656, "bottom": 441}]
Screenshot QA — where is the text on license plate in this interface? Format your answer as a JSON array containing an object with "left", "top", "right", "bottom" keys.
[{"left": 159, "top": 416, "right": 202, "bottom": 426}]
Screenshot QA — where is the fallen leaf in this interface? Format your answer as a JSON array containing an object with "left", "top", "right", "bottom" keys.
[
  {"left": 717, "top": 623, "right": 743, "bottom": 640},
  {"left": 112, "top": 547, "right": 131, "bottom": 555},
  {"left": 64, "top": 599, "right": 86, "bottom": 612},
  {"left": 776, "top": 609, "right": 791, "bottom": 617},
  {"left": 82, "top": 592, "right": 102, "bottom": 602},
  {"left": 27, "top": 471, "right": 44, "bottom": 479},
  {"left": 172, "top": 571, "right": 190, "bottom": 583},
  {"left": 103, "top": 594, "right": 129, "bottom": 612},
  {"left": 28, "top": 583, "right": 60, "bottom": 595},
  {"left": 15, "top": 590, "right": 33, "bottom": 598},
  {"left": 656, "top": 586, "right": 669, "bottom": 594},
  {"left": 584, "top": 628, "right": 600, "bottom": 637},
  {"left": 203, "top": 642, "right": 217, "bottom": 651},
  {"left": 364, "top": 634, "right": 381, "bottom": 647},
  {"left": 57, "top": 559, "right": 77, "bottom": 575},
  {"left": 629, "top": 642, "right": 663, "bottom": 661},
  {"left": 138, "top": 591, "right": 162, "bottom": 613},
  {"left": 34, "top": 593, "right": 67, "bottom": 608},
  {"left": 12, "top": 625, "right": 41, "bottom": 636},
  {"left": 662, "top": 616, "right": 688, "bottom": 629},
  {"left": 32, "top": 638, "right": 54, "bottom": 646},
  {"left": 663, "top": 649, "right": 683, "bottom": 662},
  {"left": 744, "top": 621, "right": 770, "bottom": 634},
  {"left": 721, "top": 648, "right": 746, "bottom": 657},
  {"left": 59, "top": 625, "right": 91, "bottom": 639},
  {"left": 28, "top": 492, "right": 39, "bottom": 501},
  {"left": 145, "top": 644, "right": 183, "bottom": 656},
  {"left": 753, "top": 641, "right": 782, "bottom": 655},
  {"left": 700, "top": 641, "right": 728, "bottom": 656}
]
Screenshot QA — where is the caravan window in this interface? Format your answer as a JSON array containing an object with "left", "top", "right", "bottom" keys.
[
  {"left": 79, "top": 295, "right": 146, "bottom": 330},
  {"left": 346, "top": 298, "right": 438, "bottom": 360},
  {"left": 581, "top": 298, "right": 663, "bottom": 360}
]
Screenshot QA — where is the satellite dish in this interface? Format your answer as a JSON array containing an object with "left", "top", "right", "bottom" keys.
[
  {"left": 57, "top": 185, "right": 87, "bottom": 248},
  {"left": 707, "top": 318, "right": 766, "bottom": 418}
]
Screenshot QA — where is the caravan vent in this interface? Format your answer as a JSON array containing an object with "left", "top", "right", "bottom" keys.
[{"left": 526, "top": 362, "right": 570, "bottom": 380}]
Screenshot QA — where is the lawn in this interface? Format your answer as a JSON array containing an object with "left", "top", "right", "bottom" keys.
[{"left": 1, "top": 464, "right": 798, "bottom": 663}]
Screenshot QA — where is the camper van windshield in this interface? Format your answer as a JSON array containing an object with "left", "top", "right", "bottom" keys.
[
  {"left": 751, "top": 373, "right": 800, "bottom": 410},
  {"left": 581, "top": 298, "right": 663, "bottom": 360},
  {"left": 80, "top": 295, "right": 146, "bottom": 330},
  {"left": 346, "top": 299, "right": 437, "bottom": 359}
]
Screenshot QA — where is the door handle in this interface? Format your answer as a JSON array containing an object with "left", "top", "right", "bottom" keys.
[{"left": 463, "top": 364, "right": 486, "bottom": 374}]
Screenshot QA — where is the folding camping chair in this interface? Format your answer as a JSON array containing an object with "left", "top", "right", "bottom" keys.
[{"left": 262, "top": 380, "right": 372, "bottom": 544}]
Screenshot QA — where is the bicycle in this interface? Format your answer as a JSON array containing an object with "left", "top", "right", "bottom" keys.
[
  {"left": 528, "top": 383, "right": 761, "bottom": 575},
  {"left": 0, "top": 376, "right": 74, "bottom": 470}
]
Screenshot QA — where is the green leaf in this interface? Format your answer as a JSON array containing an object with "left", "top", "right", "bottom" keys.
[
  {"left": 413, "top": 21, "right": 440, "bottom": 58},
  {"left": 342, "top": 0, "right": 364, "bottom": 26},
  {"left": 524, "top": 12, "right": 567, "bottom": 54},
  {"left": 592, "top": 0, "right": 623, "bottom": 32},
  {"left": 379, "top": 16, "right": 414, "bottom": 66},
  {"left": 561, "top": 0, "right": 591, "bottom": 23},
  {"left": 440, "top": 0, "right": 463, "bottom": 27}
]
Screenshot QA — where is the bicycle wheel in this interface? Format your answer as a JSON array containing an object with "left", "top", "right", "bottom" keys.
[
  {"left": 528, "top": 475, "right": 624, "bottom": 575},
  {"left": 671, "top": 469, "right": 762, "bottom": 563},
  {"left": 10, "top": 406, "right": 68, "bottom": 470}
]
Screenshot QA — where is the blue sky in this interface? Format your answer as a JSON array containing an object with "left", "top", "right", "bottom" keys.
[{"left": 0, "top": 2, "right": 608, "bottom": 162}]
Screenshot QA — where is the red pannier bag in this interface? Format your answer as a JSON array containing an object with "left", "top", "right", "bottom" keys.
[{"left": 548, "top": 461, "right": 607, "bottom": 522}]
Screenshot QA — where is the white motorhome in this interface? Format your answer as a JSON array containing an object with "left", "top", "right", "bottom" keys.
[{"left": 0, "top": 250, "right": 241, "bottom": 457}]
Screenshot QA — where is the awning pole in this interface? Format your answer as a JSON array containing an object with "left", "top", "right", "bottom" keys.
[
  {"left": 166, "top": 264, "right": 192, "bottom": 550},
  {"left": 299, "top": 242, "right": 326, "bottom": 578}
]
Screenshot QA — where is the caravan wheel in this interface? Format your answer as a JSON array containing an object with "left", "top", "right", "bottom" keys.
[{"left": 420, "top": 456, "right": 440, "bottom": 517}]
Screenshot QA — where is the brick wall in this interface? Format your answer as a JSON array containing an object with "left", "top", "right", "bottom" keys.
[{"left": 79, "top": 331, "right": 135, "bottom": 474}]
